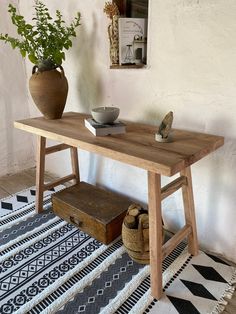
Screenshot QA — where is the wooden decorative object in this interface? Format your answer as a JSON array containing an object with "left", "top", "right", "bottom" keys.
[
  {"left": 52, "top": 181, "right": 131, "bottom": 244},
  {"left": 104, "top": 2, "right": 120, "bottom": 65},
  {"left": 155, "top": 111, "right": 174, "bottom": 142}
]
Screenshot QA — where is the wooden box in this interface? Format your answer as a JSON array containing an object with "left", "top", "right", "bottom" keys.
[{"left": 52, "top": 181, "right": 131, "bottom": 244}]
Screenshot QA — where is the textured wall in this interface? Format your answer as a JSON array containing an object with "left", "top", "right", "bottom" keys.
[
  {"left": 0, "top": 0, "right": 35, "bottom": 176},
  {"left": 18, "top": 0, "right": 236, "bottom": 262}
]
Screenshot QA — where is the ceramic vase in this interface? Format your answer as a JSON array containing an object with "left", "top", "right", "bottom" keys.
[{"left": 29, "top": 65, "right": 68, "bottom": 119}]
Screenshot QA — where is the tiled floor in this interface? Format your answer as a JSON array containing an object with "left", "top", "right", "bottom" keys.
[{"left": 0, "top": 167, "right": 58, "bottom": 199}]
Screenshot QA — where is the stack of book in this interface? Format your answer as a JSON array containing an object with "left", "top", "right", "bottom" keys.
[{"left": 84, "top": 118, "right": 126, "bottom": 136}]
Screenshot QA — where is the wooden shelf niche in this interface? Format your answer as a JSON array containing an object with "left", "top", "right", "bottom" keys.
[{"left": 111, "top": 0, "right": 149, "bottom": 69}]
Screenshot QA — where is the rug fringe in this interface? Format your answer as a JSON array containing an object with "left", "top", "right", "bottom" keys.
[{"left": 211, "top": 270, "right": 236, "bottom": 314}]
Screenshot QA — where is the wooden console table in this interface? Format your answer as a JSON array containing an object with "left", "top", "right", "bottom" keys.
[{"left": 14, "top": 112, "right": 224, "bottom": 300}]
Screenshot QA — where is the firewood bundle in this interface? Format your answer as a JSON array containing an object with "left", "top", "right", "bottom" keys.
[
  {"left": 122, "top": 203, "right": 150, "bottom": 264},
  {"left": 123, "top": 203, "right": 149, "bottom": 230}
]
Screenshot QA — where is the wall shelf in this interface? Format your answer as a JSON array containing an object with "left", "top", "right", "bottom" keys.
[
  {"left": 110, "top": 0, "right": 149, "bottom": 69},
  {"left": 110, "top": 64, "right": 145, "bottom": 69}
]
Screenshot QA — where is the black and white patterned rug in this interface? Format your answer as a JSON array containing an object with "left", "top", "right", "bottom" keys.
[{"left": 0, "top": 188, "right": 235, "bottom": 314}]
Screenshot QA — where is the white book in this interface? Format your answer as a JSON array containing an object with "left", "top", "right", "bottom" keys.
[
  {"left": 118, "top": 18, "right": 147, "bottom": 65},
  {"left": 84, "top": 118, "right": 126, "bottom": 136}
]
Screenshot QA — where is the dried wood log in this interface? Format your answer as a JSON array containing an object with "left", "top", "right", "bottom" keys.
[
  {"left": 128, "top": 203, "right": 142, "bottom": 211},
  {"left": 138, "top": 213, "right": 149, "bottom": 229},
  {"left": 128, "top": 208, "right": 140, "bottom": 217},
  {"left": 124, "top": 215, "right": 137, "bottom": 229}
]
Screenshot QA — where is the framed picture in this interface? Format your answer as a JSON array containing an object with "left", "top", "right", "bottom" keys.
[{"left": 118, "top": 17, "right": 147, "bottom": 65}]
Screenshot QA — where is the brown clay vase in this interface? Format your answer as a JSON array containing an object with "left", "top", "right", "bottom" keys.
[{"left": 29, "top": 65, "right": 68, "bottom": 119}]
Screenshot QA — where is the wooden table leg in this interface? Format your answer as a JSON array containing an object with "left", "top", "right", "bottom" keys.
[
  {"left": 70, "top": 147, "right": 80, "bottom": 184},
  {"left": 148, "top": 171, "right": 163, "bottom": 299},
  {"left": 35, "top": 136, "right": 46, "bottom": 213},
  {"left": 181, "top": 166, "right": 198, "bottom": 255}
]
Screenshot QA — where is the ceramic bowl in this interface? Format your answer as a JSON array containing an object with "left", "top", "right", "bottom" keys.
[{"left": 91, "top": 106, "right": 120, "bottom": 124}]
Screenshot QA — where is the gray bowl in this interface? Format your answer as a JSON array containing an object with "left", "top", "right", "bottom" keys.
[{"left": 91, "top": 107, "right": 120, "bottom": 124}]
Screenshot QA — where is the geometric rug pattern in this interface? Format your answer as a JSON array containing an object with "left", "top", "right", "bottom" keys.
[{"left": 0, "top": 189, "right": 235, "bottom": 314}]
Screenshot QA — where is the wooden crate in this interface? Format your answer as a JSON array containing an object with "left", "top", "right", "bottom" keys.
[{"left": 52, "top": 181, "right": 131, "bottom": 244}]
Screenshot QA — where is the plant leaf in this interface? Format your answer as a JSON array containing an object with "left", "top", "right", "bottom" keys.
[
  {"left": 28, "top": 54, "right": 37, "bottom": 64},
  {"left": 20, "top": 49, "right": 26, "bottom": 57}
]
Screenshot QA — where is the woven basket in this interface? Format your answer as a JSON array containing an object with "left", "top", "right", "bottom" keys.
[
  {"left": 122, "top": 220, "right": 150, "bottom": 264},
  {"left": 122, "top": 206, "right": 164, "bottom": 264}
]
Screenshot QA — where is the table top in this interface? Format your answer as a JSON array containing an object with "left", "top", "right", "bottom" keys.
[{"left": 14, "top": 112, "right": 224, "bottom": 176}]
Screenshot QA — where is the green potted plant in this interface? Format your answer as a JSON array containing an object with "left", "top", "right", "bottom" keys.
[{"left": 0, "top": 0, "right": 81, "bottom": 119}]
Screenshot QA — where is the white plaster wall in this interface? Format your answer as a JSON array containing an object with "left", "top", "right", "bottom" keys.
[
  {"left": 0, "top": 0, "right": 35, "bottom": 176},
  {"left": 18, "top": 0, "right": 236, "bottom": 262}
]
